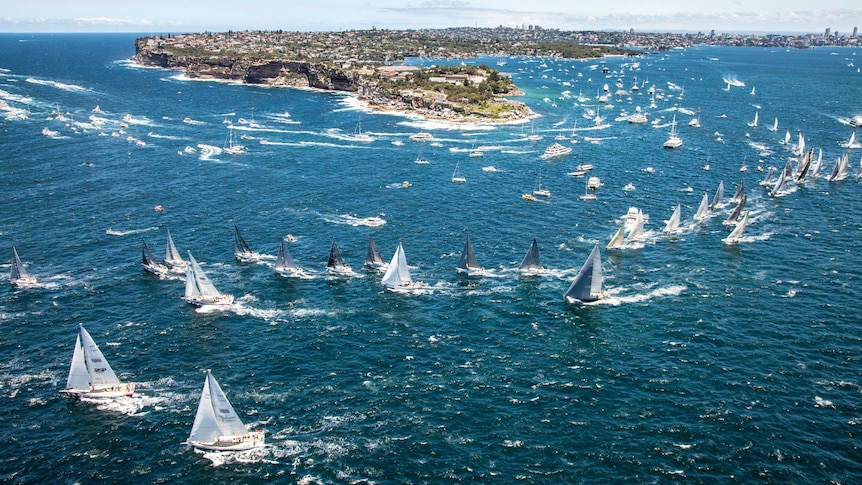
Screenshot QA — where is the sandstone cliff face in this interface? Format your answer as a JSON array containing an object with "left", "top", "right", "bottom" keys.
[{"left": 133, "top": 40, "right": 361, "bottom": 92}]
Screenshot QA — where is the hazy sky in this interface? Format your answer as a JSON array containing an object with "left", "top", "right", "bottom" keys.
[{"left": 1, "top": 1, "right": 860, "bottom": 34}]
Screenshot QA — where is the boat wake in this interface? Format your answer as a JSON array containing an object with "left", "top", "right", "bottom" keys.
[
  {"left": 25, "top": 77, "right": 91, "bottom": 93},
  {"left": 721, "top": 74, "right": 746, "bottom": 87},
  {"left": 594, "top": 284, "right": 687, "bottom": 306},
  {"left": 106, "top": 226, "right": 159, "bottom": 237},
  {"left": 194, "top": 443, "right": 287, "bottom": 467},
  {"left": 196, "top": 144, "right": 221, "bottom": 160},
  {"left": 79, "top": 391, "right": 171, "bottom": 416},
  {"left": 321, "top": 213, "right": 387, "bottom": 227}
]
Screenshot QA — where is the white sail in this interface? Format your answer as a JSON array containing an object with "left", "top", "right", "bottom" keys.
[
  {"left": 770, "top": 162, "right": 789, "bottom": 196},
  {"left": 769, "top": 117, "right": 778, "bottom": 132},
  {"left": 63, "top": 324, "right": 135, "bottom": 398},
  {"left": 782, "top": 130, "right": 791, "bottom": 145},
  {"left": 65, "top": 334, "right": 90, "bottom": 392},
  {"left": 165, "top": 230, "right": 187, "bottom": 267},
  {"left": 274, "top": 237, "right": 304, "bottom": 277},
  {"left": 709, "top": 181, "right": 724, "bottom": 209},
  {"left": 451, "top": 161, "right": 466, "bottom": 183},
  {"left": 185, "top": 251, "right": 233, "bottom": 305},
  {"left": 625, "top": 209, "right": 645, "bottom": 242},
  {"left": 10, "top": 246, "right": 36, "bottom": 286},
  {"left": 663, "top": 205, "right": 681, "bottom": 233},
  {"left": 606, "top": 223, "right": 626, "bottom": 249},
  {"left": 694, "top": 193, "right": 709, "bottom": 221},
  {"left": 188, "top": 371, "right": 263, "bottom": 451},
  {"left": 381, "top": 243, "right": 414, "bottom": 288},
  {"left": 564, "top": 245, "right": 604, "bottom": 303},
  {"left": 723, "top": 211, "right": 750, "bottom": 244},
  {"left": 748, "top": 111, "right": 758, "bottom": 127}
]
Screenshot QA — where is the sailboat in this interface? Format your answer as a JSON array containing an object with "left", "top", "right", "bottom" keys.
[
  {"left": 456, "top": 234, "right": 484, "bottom": 275},
  {"left": 223, "top": 127, "right": 245, "bottom": 155},
  {"left": 722, "top": 211, "right": 750, "bottom": 245},
  {"left": 233, "top": 225, "right": 260, "bottom": 263},
  {"left": 10, "top": 246, "right": 37, "bottom": 287},
  {"left": 563, "top": 245, "right": 605, "bottom": 303},
  {"left": 723, "top": 193, "right": 747, "bottom": 226},
  {"left": 526, "top": 120, "right": 542, "bottom": 141},
  {"left": 827, "top": 153, "right": 850, "bottom": 182},
  {"left": 326, "top": 239, "right": 352, "bottom": 274},
  {"left": 748, "top": 111, "right": 759, "bottom": 128},
  {"left": 663, "top": 205, "right": 682, "bottom": 233},
  {"left": 769, "top": 161, "right": 790, "bottom": 196},
  {"left": 451, "top": 161, "right": 466, "bottom": 183},
  {"left": 61, "top": 323, "right": 136, "bottom": 399},
  {"left": 364, "top": 235, "right": 388, "bottom": 270},
  {"left": 606, "top": 222, "right": 626, "bottom": 249},
  {"left": 381, "top": 243, "right": 423, "bottom": 291},
  {"left": 781, "top": 130, "right": 791, "bottom": 145},
  {"left": 709, "top": 181, "right": 725, "bottom": 209},
  {"left": 164, "top": 230, "right": 188, "bottom": 269},
  {"left": 518, "top": 237, "right": 543, "bottom": 273},
  {"left": 760, "top": 166, "right": 775, "bottom": 186},
  {"left": 730, "top": 180, "right": 746, "bottom": 204},
  {"left": 768, "top": 117, "right": 778, "bottom": 132},
  {"left": 184, "top": 251, "right": 234, "bottom": 306},
  {"left": 142, "top": 239, "right": 169, "bottom": 275},
  {"left": 274, "top": 237, "right": 305, "bottom": 277},
  {"left": 663, "top": 114, "right": 682, "bottom": 149},
  {"left": 693, "top": 193, "right": 710, "bottom": 221},
  {"left": 624, "top": 209, "right": 645, "bottom": 243},
  {"left": 532, "top": 165, "right": 550, "bottom": 197},
  {"left": 186, "top": 370, "right": 265, "bottom": 451},
  {"left": 352, "top": 119, "right": 374, "bottom": 142}
]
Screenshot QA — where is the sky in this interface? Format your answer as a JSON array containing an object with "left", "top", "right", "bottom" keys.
[{"left": 1, "top": 1, "right": 860, "bottom": 34}]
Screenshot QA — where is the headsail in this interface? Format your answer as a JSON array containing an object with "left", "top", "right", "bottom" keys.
[
  {"left": 607, "top": 223, "right": 626, "bottom": 249},
  {"left": 518, "top": 237, "right": 543, "bottom": 272},
  {"left": 165, "top": 230, "right": 186, "bottom": 267},
  {"left": 625, "top": 209, "right": 644, "bottom": 242},
  {"left": 381, "top": 243, "right": 414, "bottom": 288},
  {"left": 563, "top": 245, "right": 604, "bottom": 303},
  {"left": 185, "top": 251, "right": 233, "bottom": 305}
]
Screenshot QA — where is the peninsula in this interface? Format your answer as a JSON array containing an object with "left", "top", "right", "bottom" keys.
[{"left": 133, "top": 28, "right": 637, "bottom": 123}]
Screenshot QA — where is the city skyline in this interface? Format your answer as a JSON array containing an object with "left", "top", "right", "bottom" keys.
[{"left": 1, "top": 1, "right": 860, "bottom": 34}]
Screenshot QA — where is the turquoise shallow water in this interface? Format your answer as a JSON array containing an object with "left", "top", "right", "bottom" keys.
[{"left": 1, "top": 34, "right": 861, "bottom": 482}]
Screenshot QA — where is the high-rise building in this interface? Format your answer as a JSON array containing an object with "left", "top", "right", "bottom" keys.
[
  {"left": 853, "top": 26, "right": 858, "bottom": 37},
  {"left": 825, "top": 27, "right": 831, "bottom": 38}
]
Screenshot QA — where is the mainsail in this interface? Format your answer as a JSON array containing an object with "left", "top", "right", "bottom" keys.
[
  {"left": 625, "top": 209, "right": 645, "bottom": 242},
  {"left": 724, "top": 193, "right": 747, "bottom": 226},
  {"left": 518, "top": 237, "right": 543, "bottom": 272},
  {"left": 233, "top": 225, "right": 259, "bottom": 262},
  {"left": 564, "top": 245, "right": 604, "bottom": 303},
  {"left": 142, "top": 239, "right": 166, "bottom": 274},
  {"left": 381, "top": 243, "right": 414, "bottom": 288},
  {"left": 457, "top": 234, "right": 481, "bottom": 273}
]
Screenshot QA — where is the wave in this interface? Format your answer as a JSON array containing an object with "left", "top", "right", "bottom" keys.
[
  {"left": 197, "top": 144, "right": 221, "bottom": 160},
  {"left": 594, "top": 284, "right": 687, "bottom": 306},
  {"left": 106, "top": 226, "right": 159, "bottom": 236},
  {"left": 25, "top": 77, "right": 91, "bottom": 93}
]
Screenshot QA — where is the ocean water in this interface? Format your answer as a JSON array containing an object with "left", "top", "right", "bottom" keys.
[{"left": 1, "top": 33, "right": 861, "bottom": 483}]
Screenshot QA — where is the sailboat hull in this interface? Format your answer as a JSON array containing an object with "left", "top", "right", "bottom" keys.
[
  {"left": 61, "top": 382, "right": 136, "bottom": 399},
  {"left": 188, "top": 430, "right": 265, "bottom": 451}
]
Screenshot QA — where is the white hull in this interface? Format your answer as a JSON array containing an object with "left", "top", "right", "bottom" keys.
[
  {"left": 62, "top": 382, "right": 136, "bottom": 399},
  {"left": 185, "top": 294, "right": 235, "bottom": 306},
  {"left": 143, "top": 262, "right": 169, "bottom": 275},
  {"left": 275, "top": 267, "right": 306, "bottom": 278},
  {"left": 456, "top": 267, "right": 484, "bottom": 276},
  {"left": 11, "top": 275, "right": 37, "bottom": 288},
  {"left": 188, "top": 431, "right": 265, "bottom": 451},
  {"left": 235, "top": 251, "right": 261, "bottom": 263}
]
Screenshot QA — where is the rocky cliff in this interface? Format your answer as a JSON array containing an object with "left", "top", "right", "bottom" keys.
[{"left": 133, "top": 39, "right": 363, "bottom": 92}]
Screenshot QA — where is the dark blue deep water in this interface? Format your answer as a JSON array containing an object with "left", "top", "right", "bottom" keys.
[{"left": 1, "top": 33, "right": 861, "bottom": 483}]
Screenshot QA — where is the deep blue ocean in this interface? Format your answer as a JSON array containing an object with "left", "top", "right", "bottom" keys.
[{"left": 1, "top": 33, "right": 861, "bottom": 483}]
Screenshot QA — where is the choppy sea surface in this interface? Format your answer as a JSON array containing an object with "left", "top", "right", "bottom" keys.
[{"left": 1, "top": 33, "right": 861, "bottom": 483}]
